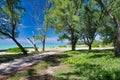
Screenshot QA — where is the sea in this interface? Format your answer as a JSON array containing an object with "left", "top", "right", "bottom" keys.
[{"left": 0, "top": 43, "right": 66, "bottom": 50}]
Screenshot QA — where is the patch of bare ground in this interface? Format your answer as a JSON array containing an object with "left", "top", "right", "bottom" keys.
[
  {"left": 17, "top": 65, "right": 69, "bottom": 80},
  {"left": 37, "top": 65, "right": 69, "bottom": 75}
]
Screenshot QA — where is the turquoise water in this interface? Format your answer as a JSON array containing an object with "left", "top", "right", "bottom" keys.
[{"left": 0, "top": 43, "right": 65, "bottom": 50}]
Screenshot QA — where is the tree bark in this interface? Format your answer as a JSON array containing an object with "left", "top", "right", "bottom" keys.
[
  {"left": 71, "top": 31, "right": 76, "bottom": 51},
  {"left": 71, "top": 35, "right": 77, "bottom": 51},
  {"left": 96, "top": 0, "right": 120, "bottom": 57},
  {"left": 88, "top": 44, "right": 92, "bottom": 51},
  {"left": 42, "top": 37, "right": 45, "bottom": 51},
  {"left": 26, "top": 38, "right": 39, "bottom": 52},
  {"left": 34, "top": 44, "right": 39, "bottom": 52},
  {"left": 114, "top": 23, "right": 120, "bottom": 57},
  {"left": 71, "top": 43, "right": 76, "bottom": 51},
  {"left": 12, "top": 37, "right": 28, "bottom": 55}
]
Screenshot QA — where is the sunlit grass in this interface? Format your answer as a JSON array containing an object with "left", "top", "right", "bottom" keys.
[
  {"left": 53, "top": 49, "right": 120, "bottom": 80},
  {"left": 8, "top": 49, "right": 120, "bottom": 80}
]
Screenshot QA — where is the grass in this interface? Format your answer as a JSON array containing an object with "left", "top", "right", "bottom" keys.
[
  {"left": 0, "top": 54, "right": 28, "bottom": 63},
  {"left": 0, "top": 48, "right": 33, "bottom": 63},
  {"left": 6, "top": 47, "right": 28, "bottom": 53},
  {"left": 53, "top": 49, "right": 120, "bottom": 80},
  {"left": 6, "top": 49, "right": 120, "bottom": 80}
]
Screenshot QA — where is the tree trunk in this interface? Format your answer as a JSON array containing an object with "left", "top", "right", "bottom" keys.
[
  {"left": 71, "top": 34, "right": 75, "bottom": 51},
  {"left": 71, "top": 37, "right": 77, "bottom": 51},
  {"left": 88, "top": 44, "right": 92, "bottom": 51},
  {"left": 96, "top": 0, "right": 120, "bottom": 57},
  {"left": 12, "top": 38, "right": 28, "bottom": 55},
  {"left": 42, "top": 34, "right": 46, "bottom": 52},
  {"left": 26, "top": 38, "right": 39, "bottom": 52},
  {"left": 42, "top": 38, "right": 45, "bottom": 51},
  {"left": 33, "top": 44, "right": 39, "bottom": 52},
  {"left": 33, "top": 39, "right": 39, "bottom": 52},
  {"left": 114, "top": 23, "right": 120, "bottom": 57},
  {"left": 71, "top": 43, "right": 76, "bottom": 51}
]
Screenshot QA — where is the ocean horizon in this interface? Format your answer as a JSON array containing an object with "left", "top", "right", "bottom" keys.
[{"left": 0, "top": 43, "right": 66, "bottom": 50}]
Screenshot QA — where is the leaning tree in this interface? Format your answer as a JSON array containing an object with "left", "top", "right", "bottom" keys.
[
  {"left": 0, "top": 0, "right": 27, "bottom": 55},
  {"left": 96, "top": 0, "right": 120, "bottom": 57}
]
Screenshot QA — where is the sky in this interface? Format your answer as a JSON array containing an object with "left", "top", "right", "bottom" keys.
[
  {"left": 0, "top": 0, "right": 100, "bottom": 44},
  {"left": 19, "top": 0, "right": 55, "bottom": 38},
  {"left": 0, "top": 0, "right": 63, "bottom": 44}
]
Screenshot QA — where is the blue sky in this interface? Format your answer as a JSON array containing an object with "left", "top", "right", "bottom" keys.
[
  {"left": 0, "top": 0, "right": 100, "bottom": 44},
  {"left": 19, "top": 0, "right": 54, "bottom": 38},
  {"left": 0, "top": 0, "right": 62, "bottom": 44}
]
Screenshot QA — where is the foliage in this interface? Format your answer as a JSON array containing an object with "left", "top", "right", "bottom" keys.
[
  {"left": 46, "top": 0, "right": 84, "bottom": 50},
  {"left": 81, "top": 0, "right": 101, "bottom": 50},
  {"left": 95, "top": 0, "right": 120, "bottom": 56},
  {"left": 93, "top": 0, "right": 120, "bottom": 44},
  {"left": 27, "top": 0, "right": 51, "bottom": 52},
  {"left": 0, "top": 0, "right": 24, "bottom": 38},
  {"left": 53, "top": 50, "right": 120, "bottom": 80},
  {"left": 0, "top": 0, "right": 27, "bottom": 55},
  {"left": 7, "top": 49, "right": 120, "bottom": 80},
  {"left": 92, "top": 40, "right": 102, "bottom": 47}
]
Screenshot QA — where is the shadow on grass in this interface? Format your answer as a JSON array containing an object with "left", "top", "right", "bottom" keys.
[
  {"left": 41, "top": 54, "right": 70, "bottom": 66},
  {"left": 77, "top": 48, "right": 114, "bottom": 53},
  {"left": 88, "top": 53, "right": 113, "bottom": 59},
  {"left": 0, "top": 49, "right": 114, "bottom": 63},
  {"left": 27, "top": 73, "right": 54, "bottom": 80},
  {"left": 55, "top": 63, "right": 120, "bottom": 80},
  {"left": 63, "top": 49, "right": 114, "bottom": 55},
  {"left": 26, "top": 69, "right": 53, "bottom": 80},
  {"left": 0, "top": 54, "right": 27, "bottom": 63}
]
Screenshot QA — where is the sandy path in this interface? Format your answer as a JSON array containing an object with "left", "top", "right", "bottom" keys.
[{"left": 0, "top": 51, "right": 62, "bottom": 80}]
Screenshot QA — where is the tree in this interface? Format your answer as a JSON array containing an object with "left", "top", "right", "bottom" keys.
[
  {"left": 82, "top": 8, "right": 97, "bottom": 50},
  {"left": 26, "top": 31, "right": 39, "bottom": 52},
  {"left": 27, "top": 0, "right": 50, "bottom": 51},
  {"left": 0, "top": 0, "right": 27, "bottom": 55},
  {"left": 35, "top": 26, "right": 49, "bottom": 51},
  {"left": 40, "top": 0, "right": 51, "bottom": 51},
  {"left": 46, "top": 0, "right": 83, "bottom": 50},
  {"left": 81, "top": 1, "right": 101, "bottom": 50},
  {"left": 96, "top": 0, "right": 120, "bottom": 57}
]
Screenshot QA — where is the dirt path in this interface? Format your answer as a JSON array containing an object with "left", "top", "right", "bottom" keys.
[{"left": 0, "top": 51, "right": 66, "bottom": 80}]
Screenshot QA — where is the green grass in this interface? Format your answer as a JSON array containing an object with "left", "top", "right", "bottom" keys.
[
  {"left": 6, "top": 47, "right": 28, "bottom": 53},
  {"left": 0, "top": 48, "right": 32, "bottom": 63},
  {"left": 0, "top": 54, "right": 28, "bottom": 63},
  {"left": 6, "top": 48, "right": 22, "bottom": 53},
  {"left": 7, "top": 49, "right": 120, "bottom": 80},
  {"left": 53, "top": 49, "right": 120, "bottom": 80}
]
